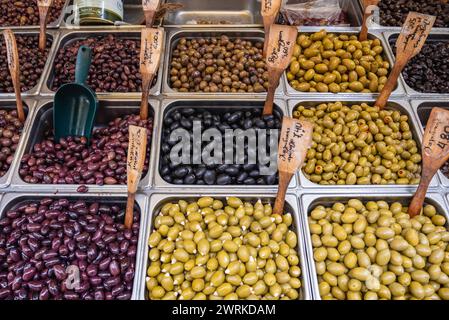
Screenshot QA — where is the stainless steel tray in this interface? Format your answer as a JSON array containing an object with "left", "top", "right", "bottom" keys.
[
  {"left": 63, "top": 0, "right": 145, "bottom": 28},
  {"left": 0, "top": 0, "right": 70, "bottom": 30},
  {"left": 0, "top": 99, "right": 37, "bottom": 189},
  {"left": 137, "top": 192, "right": 313, "bottom": 300},
  {"left": 383, "top": 31, "right": 449, "bottom": 98},
  {"left": 284, "top": 29, "right": 406, "bottom": 98},
  {"left": 162, "top": 28, "right": 285, "bottom": 98},
  {"left": 154, "top": 98, "right": 297, "bottom": 189},
  {"left": 410, "top": 99, "right": 449, "bottom": 188},
  {"left": 299, "top": 192, "right": 449, "bottom": 300},
  {"left": 9, "top": 98, "right": 160, "bottom": 193},
  {"left": 0, "top": 30, "right": 60, "bottom": 98},
  {"left": 287, "top": 97, "right": 438, "bottom": 191},
  {"left": 0, "top": 191, "right": 149, "bottom": 301},
  {"left": 40, "top": 28, "right": 164, "bottom": 98},
  {"left": 163, "top": 0, "right": 263, "bottom": 28}
]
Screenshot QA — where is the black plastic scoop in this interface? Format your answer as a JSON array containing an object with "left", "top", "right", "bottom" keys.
[{"left": 54, "top": 45, "right": 98, "bottom": 143}]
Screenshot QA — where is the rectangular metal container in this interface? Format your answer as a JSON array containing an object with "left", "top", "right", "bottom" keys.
[
  {"left": 287, "top": 98, "right": 440, "bottom": 191},
  {"left": 162, "top": 28, "right": 285, "bottom": 97},
  {"left": 0, "top": 0, "right": 70, "bottom": 30},
  {"left": 137, "top": 193, "right": 313, "bottom": 300},
  {"left": 0, "top": 30, "right": 59, "bottom": 98},
  {"left": 10, "top": 98, "right": 160, "bottom": 193},
  {"left": 0, "top": 192, "right": 149, "bottom": 300},
  {"left": 284, "top": 29, "right": 405, "bottom": 98},
  {"left": 299, "top": 192, "right": 449, "bottom": 299},
  {"left": 383, "top": 31, "right": 449, "bottom": 98},
  {"left": 62, "top": 0, "right": 145, "bottom": 28},
  {"left": 0, "top": 99, "right": 36, "bottom": 189},
  {"left": 163, "top": 0, "right": 263, "bottom": 27},
  {"left": 281, "top": 0, "right": 363, "bottom": 30},
  {"left": 154, "top": 98, "right": 297, "bottom": 189},
  {"left": 410, "top": 99, "right": 449, "bottom": 188},
  {"left": 359, "top": 0, "right": 449, "bottom": 32},
  {"left": 40, "top": 29, "right": 164, "bottom": 97}
]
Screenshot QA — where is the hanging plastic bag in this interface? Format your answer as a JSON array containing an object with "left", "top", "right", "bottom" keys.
[{"left": 279, "top": 0, "right": 349, "bottom": 26}]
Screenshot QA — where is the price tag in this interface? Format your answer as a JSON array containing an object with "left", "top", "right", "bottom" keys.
[
  {"left": 261, "top": 0, "right": 282, "bottom": 17},
  {"left": 140, "top": 28, "right": 163, "bottom": 75},
  {"left": 266, "top": 24, "right": 298, "bottom": 70},
  {"left": 396, "top": 12, "right": 436, "bottom": 58},
  {"left": 127, "top": 125, "right": 148, "bottom": 194},
  {"left": 278, "top": 117, "right": 313, "bottom": 174},
  {"left": 423, "top": 108, "right": 449, "bottom": 161}
]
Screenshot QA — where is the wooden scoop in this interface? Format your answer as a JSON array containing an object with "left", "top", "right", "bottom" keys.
[
  {"left": 273, "top": 117, "right": 313, "bottom": 215},
  {"left": 3, "top": 29, "right": 25, "bottom": 123},
  {"left": 139, "top": 27, "right": 163, "bottom": 120},
  {"left": 37, "top": 0, "right": 53, "bottom": 52},
  {"left": 375, "top": 12, "right": 435, "bottom": 110},
  {"left": 261, "top": 0, "right": 282, "bottom": 58},
  {"left": 409, "top": 108, "right": 449, "bottom": 217},
  {"left": 125, "top": 125, "right": 148, "bottom": 229},
  {"left": 359, "top": 0, "right": 380, "bottom": 41},
  {"left": 142, "top": 0, "right": 161, "bottom": 27},
  {"left": 263, "top": 24, "right": 298, "bottom": 116}
]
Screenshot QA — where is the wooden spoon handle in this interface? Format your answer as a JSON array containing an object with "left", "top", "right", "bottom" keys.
[
  {"left": 273, "top": 171, "right": 294, "bottom": 215},
  {"left": 359, "top": 12, "right": 371, "bottom": 41},
  {"left": 263, "top": 68, "right": 282, "bottom": 116},
  {"left": 375, "top": 58, "right": 406, "bottom": 109},
  {"left": 408, "top": 174, "right": 432, "bottom": 217},
  {"left": 140, "top": 73, "right": 153, "bottom": 120},
  {"left": 3, "top": 29, "right": 25, "bottom": 123},
  {"left": 125, "top": 192, "right": 136, "bottom": 229},
  {"left": 38, "top": 3, "right": 51, "bottom": 52}
]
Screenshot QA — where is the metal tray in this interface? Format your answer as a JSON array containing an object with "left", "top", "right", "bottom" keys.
[
  {"left": 40, "top": 29, "right": 164, "bottom": 98},
  {"left": 62, "top": 0, "right": 145, "bottom": 28},
  {"left": 384, "top": 31, "right": 449, "bottom": 98},
  {"left": 282, "top": 0, "right": 363, "bottom": 30},
  {"left": 0, "top": 0, "right": 70, "bottom": 30},
  {"left": 411, "top": 99, "right": 449, "bottom": 188},
  {"left": 0, "top": 100, "right": 36, "bottom": 189},
  {"left": 10, "top": 98, "right": 160, "bottom": 193},
  {"left": 137, "top": 193, "right": 313, "bottom": 300},
  {"left": 299, "top": 192, "right": 449, "bottom": 300},
  {"left": 287, "top": 98, "right": 439, "bottom": 191},
  {"left": 359, "top": 0, "right": 449, "bottom": 32},
  {"left": 0, "top": 30, "right": 59, "bottom": 98},
  {"left": 0, "top": 192, "right": 149, "bottom": 301},
  {"left": 163, "top": 0, "right": 263, "bottom": 28},
  {"left": 154, "top": 98, "right": 297, "bottom": 189},
  {"left": 284, "top": 29, "right": 406, "bottom": 98},
  {"left": 162, "top": 28, "right": 285, "bottom": 97}
]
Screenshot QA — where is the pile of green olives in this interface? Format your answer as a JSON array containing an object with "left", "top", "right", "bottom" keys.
[
  {"left": 287, "top": 30, "right": 390, "bottom": 93},
  {"left": 309, "top": 200, "right": 449, "bottom": 300},
  {"left": 146, "top": 197, "right": 302, "bottom": 300},
  {"left": 293, "top": 102, "right": 421, "bottom": 185}
]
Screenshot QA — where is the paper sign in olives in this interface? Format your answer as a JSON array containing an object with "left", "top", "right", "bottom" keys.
[
  {"left": 142, "top": 0, "right": 160, "bottom": 27},
  {"left": 263, "top": 24, "right": 298, "bottom": 116},
  {"left": 375, "top": 12, "right": 435, "bottom": 110},
  {"left": 126, "top": 125, "right": 148, "bottom": 229},
  {"left": 3, "top": 29, "right": 25, "bottom": 123},
  {"left": 274, "top": 116, "right": 313, "bottom": 215},
  {"left": 409, "top": 107, "right": 449, "bottom": 217},
  {"left": 140, "top": 27, "right": 163, "bottom": 120}
]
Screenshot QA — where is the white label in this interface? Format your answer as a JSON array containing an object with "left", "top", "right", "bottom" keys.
[{"left": 74, "top": 0, "right": 124, "bottom": 19}]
